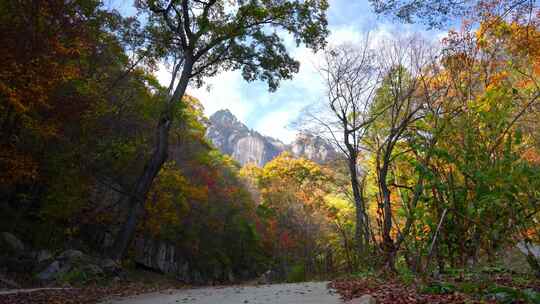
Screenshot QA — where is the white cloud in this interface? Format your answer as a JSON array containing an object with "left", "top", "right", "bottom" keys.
[
  {"left": 188, "top": 71, "right": 253, "bottom": 122},
  {"left": 156, "top": 64, "right": 253, "bottom": 122},
  {"left": 153, "top": 24, "right": 370, "bottom": 144},
  {"left": 329, "top": 25, "right": 366, "bottom": 44},
  {"left": 151, "top": 0, "right": 445, "bottom": 144},
  {"left": 254, "top": 109, "right": 300, "bottom": 143}
]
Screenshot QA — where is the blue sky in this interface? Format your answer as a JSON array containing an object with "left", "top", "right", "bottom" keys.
[{"left": 108, "top": 0, "right": 444, "bottom": 143}]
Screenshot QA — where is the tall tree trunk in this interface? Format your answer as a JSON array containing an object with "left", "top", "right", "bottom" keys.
[
  {"left": 467, "top": 228, "right": 482, "bottom": 268},
  {"left": 380, "top": 168, "right": 392, "bottom": 246},
  {"left": 108, "top": 59, "right": 194, "bottom": 260},
  {"left": 379, "top": 160, "right": 396, "bottom": 271},
  {"left": 347, "top": 154, "right": 367, "bottom": 255}
]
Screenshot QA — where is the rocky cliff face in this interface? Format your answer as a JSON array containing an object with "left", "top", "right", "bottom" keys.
[
  {"left": 207, "top": 109, "right": 337, "bottom": 166},
  {"left": 290, "top": 133, "right": 337, "bottom": 164}
]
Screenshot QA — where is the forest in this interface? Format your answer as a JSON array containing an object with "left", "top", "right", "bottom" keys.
[{"left": 0, "top": 0, "right": 539, "bottom": 303}]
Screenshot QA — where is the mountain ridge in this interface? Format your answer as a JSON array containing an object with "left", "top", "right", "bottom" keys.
[{"left": 206, "top": 109, "right": 337, "bottom": 166}]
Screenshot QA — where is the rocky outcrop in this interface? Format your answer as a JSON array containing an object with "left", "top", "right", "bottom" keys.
[
  {"left": 0, "top": 232, "right": 25, "bottom": 254},
  {"left": 231, "top": 134, "right": 284, "bottom": 165},
  {"left": 134, "top": 238, "right": 179, "bottom": 275},
  {"left": 134, "top": 238, "right": 234, "bottom": 284},
  {"left": 517, "top": 241, "right": 540, "bottom": 259},
  {"left": 0, "top": 232, "right": 35, "bottom": 274},
  {"left": 207, "top": 110, "right": 282, "bottom": 166},
  {"left": 35, "top": 249, "right": 122, "bottom": 281},
  {"left": 207, "top": 109, "right": 337, "bottom": 166},
  {"left": 290, "top": 133, "right": 337, "bottom": 164},
  {"left": 36, "top": 261, "right": 61, "bottom": 281},
  {"left": 0, "top": 232, "right": 121, "bottom": 283}
]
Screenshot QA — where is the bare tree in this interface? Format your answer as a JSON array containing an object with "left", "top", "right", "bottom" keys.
[
  {"left": 302, "top": 39, "right": 381, "bottom": 256},
  {"left": 369, "top": 0, "right": 536, "bottom": 29}
]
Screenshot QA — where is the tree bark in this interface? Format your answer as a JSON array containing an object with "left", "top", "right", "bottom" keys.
[
  {"left": 378, "top": 157, "right": 397, "bottom": 271},
  {"left": 346, "top": 148, "right": 368, "bottom": 256},
  {"left": 108, "top": 59, "right": 194, "bottom": 260},
  {"left": 379, "top": 163, "right": 393, "bottom": 245}
]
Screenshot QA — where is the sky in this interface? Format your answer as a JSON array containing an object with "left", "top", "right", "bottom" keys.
[{"left": 108, "top": 0, "right": 444, "bottom": 143}]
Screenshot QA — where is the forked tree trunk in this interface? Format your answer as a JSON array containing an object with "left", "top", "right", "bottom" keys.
[
  {"left": 108, "top": 60, "right": 194, "bottom": 260},
  {"left": 378, "top": 159, "right": 397, "bottom": 271},
  {"left": 347, "top": 152, "right": 369, "bottom": 255}
]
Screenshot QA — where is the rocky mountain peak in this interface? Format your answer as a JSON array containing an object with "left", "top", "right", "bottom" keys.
[
  {"left": 206, "top": 109, "right": 338, "bottom": 166},
  {"left": 210, "top": 109, "right": 248, "bottom": 132}
]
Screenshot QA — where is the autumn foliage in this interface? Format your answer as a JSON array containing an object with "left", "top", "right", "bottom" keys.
[
  {"left": 0, "top": 0, "right": 266, "bottom": 280},
  {"left": 1, "top": 1, "right": 539, "bottom": 300}
]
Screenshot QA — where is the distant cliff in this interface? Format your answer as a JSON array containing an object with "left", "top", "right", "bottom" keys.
[
  {"left": 206, "top": 109, "right": 337, "bottom": 166},
  {"left": 290, "top": 133, "right": 337, "bottom": 164}
]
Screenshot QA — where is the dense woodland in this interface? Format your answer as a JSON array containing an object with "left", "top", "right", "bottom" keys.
[{"left": 1, "top": 0, "right": 540, "bottom": 303}]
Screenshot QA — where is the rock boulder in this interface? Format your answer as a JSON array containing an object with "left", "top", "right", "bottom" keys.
[
  {"left": 36, "top": 261, "right": 61, "bottom": 281},
  {"left": 0, "top": 232, "right": 25, "bottom": 254},
  {"left": 57, "top": 249, "right": 86, "bottom": 261}
]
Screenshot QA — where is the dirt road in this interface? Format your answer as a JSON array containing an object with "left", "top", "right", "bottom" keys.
[{"left": 102, "top": 281, "right": 342, "bottom": 304}]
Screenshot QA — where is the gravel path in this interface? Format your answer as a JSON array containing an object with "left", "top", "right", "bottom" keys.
[
  {"left": 102, "top": 282, "right": 342, "bottom": 304},
  {"left": 0, "top": 287, "right": 75, "bottom": 295}
]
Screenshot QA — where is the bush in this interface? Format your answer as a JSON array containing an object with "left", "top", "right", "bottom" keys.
[
  {"left": 57, "top": 269, "right": 89, "bottom": 285},
  {"left": 420, "top": 281, "right": 457, "bottom": 294},
  {"left": 287, "top": 264, "right": 306, "bottom": 283},
  {"left": 396, "top": 265, "right": 415, "bottom": 285},
  {"left": 485, "top": 286, "right": 540, "bottom": 304}
]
